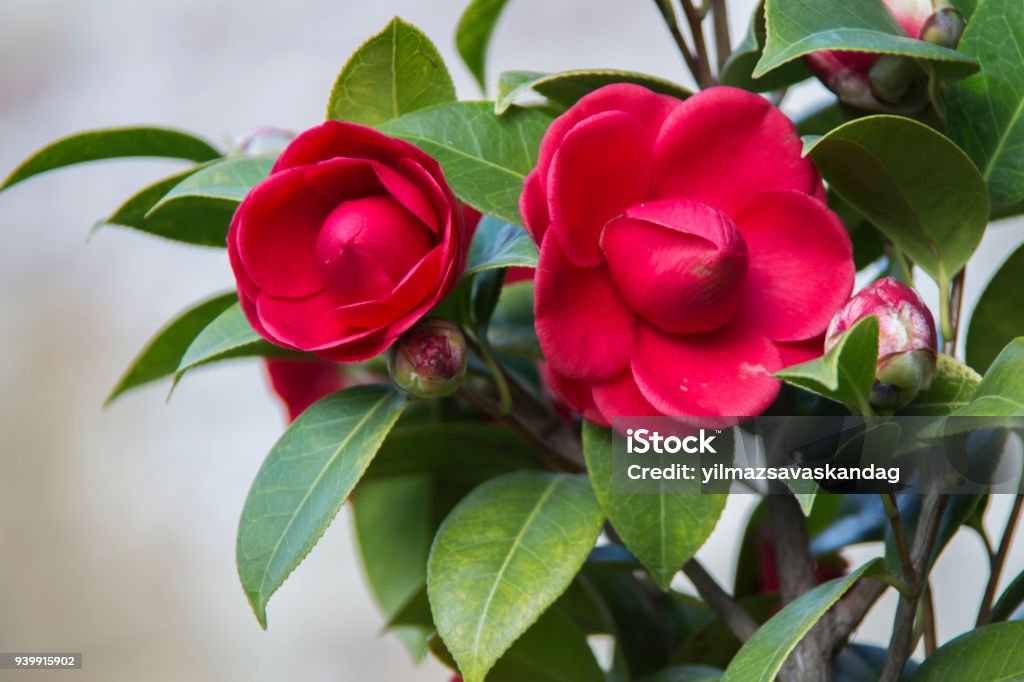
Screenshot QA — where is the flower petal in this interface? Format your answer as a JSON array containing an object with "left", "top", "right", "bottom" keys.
[
  {"left": 632, "top": 322, "right": 782, "bottom": 417},
  {"left": 652, "top": 87, "right": 819, "bottom": 216},
  {"left": 734, "top": 190, "right": 854, "bottom": 342},
  {"left": 542, "top": 365, "right": 606, "bottom": 426},
  {"left": 256, "top": 290, "right": 370, "bottom": 351},
  {"left": 535, "top": 240, "right": 636, "bottom": 382},
  {"left": 592, "top": 372, "right": 660, "bottom": 420},
  {"left": 520, "top": 170, "right": 549, "bottom": 245},
  {"left": 776, "top": 335, "right": 825, "bottom": 367},
  {"left": 274, "top": 121, "right": 415, "bottom": 172}
]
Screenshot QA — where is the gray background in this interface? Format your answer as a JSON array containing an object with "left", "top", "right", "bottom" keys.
[{"left": 1, "top": 0, "right": 1021, "bottom": 680}]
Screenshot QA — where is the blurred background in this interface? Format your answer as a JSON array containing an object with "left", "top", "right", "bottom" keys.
[{"left": 1, "top": 0, "right": 1022, "bottom": 680}]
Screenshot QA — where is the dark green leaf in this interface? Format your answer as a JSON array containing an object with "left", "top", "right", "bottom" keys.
[
  {"left": 455, "top": 0, "right": 512, "bottom": 90},
  {"left": 149, "top": 156, "right": 273, "bottom": 214},
  {"left": 775, "top": 315, "right": 879, "bottom": 413},
  {"left": 93, "top": 168, "right": 235, "bottom": 247},
  {"left": 828, "top": 190, "right": 885, "bottom": 271},
  {"left": 428, "top": 471, "right": 604, "bottom": 682},
  {"left": 237, "top": 385, "right": 407, "bottom": 627},
  {"left": 173, "top": 303, "right": 281, "bottom": 386},
  {"left": 806, "top": 115, "right": 990, "bottom": 287},
  {"left": 583, "top": 422, "right": 726, "bottom": 589},
  {"left": 947, "top": 0, "right": 1024, "bottom": 205},
  {"left": 642, "top": 666, "right": 723, "bottom": 682},
  {"left": 106, "top": 292, "right": 237, "bottom": 404},
  {"left": 910, "top": 621, "right": 1024, "bottom": 680},
  {"left": 968, "top": 243, "right": 1024, "bottom": 373},
  {"left": 465, "top": 216, "right": 538, "bottom": 275},
  {"left": 900, "top": 354, "right": 980, "bottom": 416},
  {"left": 952, "top": 338, "right": 1024, "bottom": 417},
  {"left": 327, "top": 18, "right": 456, "bottom": 126},
  {"left": 755, "top": 0, "right": 977, "bottom": 80},
  {"left": 487, "top": 280, "right": 540, "bottom": 359},
  {"left": 380, "top": 102, "right": 552, "bottom": 225},
  {"left": 496, "top": 69, "right": 691, "bottom": 115},
  {"left": 990, "top": 567, "right": 1024, "bottom": 622},
  {"left": 721, "top": 1, "right": 811, "bottom": 93},
  {"left": 481, "top": 607, "right": 605, "bottom": 682},
  {"left": 721, "top": 559, "right": 884, "bottom": 682},
  {"left": 2, "top": 126, "right": 220, "bottom": 191}
]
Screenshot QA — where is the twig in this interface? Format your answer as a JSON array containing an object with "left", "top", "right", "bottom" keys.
[
  {"left": 711, "top": 0, "right": 732, "bottom": 71},
  {"left": 942, "top": 269, "right": 966, "bottom": 356},
  {"left": 977, "top": 493, "right": 1024, "bottom": 625},
  {"left": 883, "top": 493, "right": 917, "bottom": 586},
  {"left": 679, "top": 0, "right": 715, "bottom": 87},
  {"left": 921, "top": 582, "right": 938, "bottom": 654},
  {"left": 830, "top": 579, "right": 889, "bottom": 647},
  {"left": 652, "top": 0, "right": 701, "bottom": 82},
  {"left": 683, "top": 559, "right": 759, "bottom": 642}
]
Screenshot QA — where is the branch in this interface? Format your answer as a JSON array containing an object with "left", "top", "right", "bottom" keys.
[
  {"left": 652, "top": 0, "right": 701, "bottom": 82},
  {"left": 711, "top": 0, "right": 732, "bottom": 71},
  {"left": 977, "top": 493, "right": 1024, "bottom": 625},
  {"left": 683, "top": 559, "right": 759, "bottom": 641},
  {"left": 679, "top": 0, "right": 715, "bottom": 87}
]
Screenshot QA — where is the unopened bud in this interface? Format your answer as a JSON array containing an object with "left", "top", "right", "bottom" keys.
[
  {"left": 825, "top": 278, "right": 938, "bottom": 409},
  {"left": 233, "top": 127, "right": 296, "bottom": 156},
  {"left": 387, "top": 317, "right": 467, "bottom": 398},
  {"left": 921, "top": 8, "right": 966, "bottom": 48},
  {"left": 869, "top": 55, "right": 927, "bottom": 106}
]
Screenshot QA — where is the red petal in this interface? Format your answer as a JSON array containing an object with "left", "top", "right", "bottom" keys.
[
  {"left": 542, "top": 365, "right": 606, "bottom": 426},
  {"left": 520, "top": 170, "right": 550, "bottom": 245},
  {"left": 734, "top": 190, "right": 854, "bottom": 342},
  {"left": 372, "top": 161, "right": 440, "bottom": 234},
  {"left": 632, "top": 322, "right": 782, "bottom": 417},
  {"left": 274, "top": 121, "right": 415, "bottom": 172},
  {"left": 592, "top": 372, "right": 660, "bottom": 420},
  {"left": 332, "top": 247, "right": 444, "bottom": 328},
  {"left": 548, "top": 110, "right": 653, "bottom": 266},
  {"left": 535, "top": 240, "right": 636, "bottom": 382},
  {"left": 777, "top": 336, "right": 825, "bottom": 367},
  {"left": 265, "top": 358, "right": 347, "bottom": 422},
  {"left": 316, "top": 330, "right": 397, "bottom": 363},
  {"left": 652, "top": 87, "right": 818, "bottom": 216},
  {"left": 255, "top": 290, "right": 371, "bottom": 351}
]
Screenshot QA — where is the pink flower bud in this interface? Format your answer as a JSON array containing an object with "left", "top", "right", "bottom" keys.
[
  {"left": 387, "top": 317, "right": 468, "bottom": 398},
  {"left": 825, "top": 278, "right": 938, "bottom": 409},
  {"left": 233, "top": 127, "right": 296, "bottom": 156}
]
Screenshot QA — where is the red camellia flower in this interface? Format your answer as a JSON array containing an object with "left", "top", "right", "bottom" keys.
[
  {"left": 522, "top": 85, "right": 854, "bottom": 426},
  {"left": 265, "top": 358, "right": 350, "bottom": 422},
  {"left": 228, "top": 122, "right": 468, "bottom": 362}
]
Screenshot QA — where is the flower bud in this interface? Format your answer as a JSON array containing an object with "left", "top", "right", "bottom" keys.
[
  {"left": 869, "top": 55, "right": 928, "bottom": 106},
  {"left": 920, "top": 8, "right": 966, "bottom": 48},
  {"left": 387, "top": 317, "right": 467, "bottom": 398},
  {"left": 825, "top": 278, "right": 938, "bottom": 409},
  {"left": 233, "top": 127, "right": 296, "bottom": 156}
]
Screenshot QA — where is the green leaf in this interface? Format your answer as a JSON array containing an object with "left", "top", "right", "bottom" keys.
[
  {"left": 947, "top": 0, "right": 1024, "bottom": 205},
  {"left": 583, "top": 422, "right": 726, "bottom": 590},
  {"left": 106, "top": 292, "right": 237, "bottom": 404},
  {"left": 93, "top": 168, "right": 235, "bottom": 247},
  {"left": 721, "top": 559, "right": 884, "bottom": 682},
  {"left": 721, "top": 1, "right": 811, "bottom": 93},
  {"left": 173, "top": 303, "right": 280, "bottom": 386},
  {"left": 642, "top": 666, "right": 723, "bottom": 682},
  {"left": 806, "top": 115, "right": 990, "bottom": 286},
  {"left": 428, "top": 471, "right": 605, "bottom": 682},
  {"left": 2, "top": 126, "right": 220, "bottom": 191},
  {"left": 951, "top": 337, "right": 1024, "bottom": 417},
  {"left": 828, "top": 190, "right": 885, "bottom": 271},
  {"left": 480, "top": 607, "right": 605, "bottom": 682},
  {"left": 775, "top": 316, "right": 879, "bottom": 414},
  {"left": 899, "top": 353, "right": 980, "bottom": 416},
  {"left": 380, "top": 102, "right": 552, "bottom": 225},
  {"left": 455, "top": 0, "right": 512, "bottom": 91},
  {"left": 755, "top": 0, "right": 978, "bottom": 80},
  {"left": 352, "top": 474, "right": 434, "bottom": 660},
  {"left": 237, "top": 385, "right": 407, "bottom": 627},
  {"left": 495, "top": 69, "right": 691, "bottom": 115},
  {"left": 487, "top": 280, "right": 541, "bottom": 359},
  {"left": 990, "top": 567, "right": 1024, "bottom": 622},
  {"left": 910, "top": 621, "right": 1024, "bottom": 680},
  {"left": 968, "top": 243, "right": 1024, "bottom": 373},
  {"left": 327, "top": 17, "right": 456, "bottom": 126},
  {"left": 149, "top": 156, "right": 273, "bottom": 214},
  {"left": 465, "top": 216, "right": 538, "bottom": 275}
]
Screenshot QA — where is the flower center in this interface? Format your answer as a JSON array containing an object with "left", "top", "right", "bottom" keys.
[
  {"left": 315, "top": 195, "right": 433, "bottom": 304},
  {"left": 601, "top": 198, "right": 747, "bottom": 335}
]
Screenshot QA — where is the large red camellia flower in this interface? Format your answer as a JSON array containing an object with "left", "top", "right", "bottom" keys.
[
  {"left": 521, "top": 85, "right": 854, "bottom": 426},
  {"left": 228, "top": 122, "right": 468, "bottom": 362}
]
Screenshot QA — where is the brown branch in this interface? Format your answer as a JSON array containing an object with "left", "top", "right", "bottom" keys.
[
  {"left": 679, "top": 0, "right": 715, "bottom": 87},
  {"left": 652, "top": 0, "right": 701, "bottom": 82},
  {"left": 711, "top": 0, "right": 732, "bottom": 71},
  {"left": 683, "top": 559, "right": 760, "bottom": 642},
  {"left": 829, "top": 579, "right": 889, "bottom": 647},
  {"left": 977, "top": 493, "right": 1024, "bottom": 625},
  {"left": 944, "top": 269, "right": 966, "bottom": 356},
  {"left": 921, "top": 582, "right": 938, "bottom": 655}
]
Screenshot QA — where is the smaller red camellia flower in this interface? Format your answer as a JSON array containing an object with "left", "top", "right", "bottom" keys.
[
  {"left": 228, "top": 122, "right": 468, "bottom": 363},
  {"left": 826, "top": 277, "right": 938, "bottom": 409},
  {"left": 265, "top": 358, "right": 349, "bottom": 422},
  {"left": 805, "top": 0, "right": 964, "bottom": 110},
  {"left": 522, "top": 84, "right": 854, "bottom": 425}
]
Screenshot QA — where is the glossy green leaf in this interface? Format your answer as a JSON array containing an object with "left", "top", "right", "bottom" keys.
[
  {"left": 381, "top": 102, "right": 552, "bottom": 225},
  {"left": 352, "top": 474, "right": 433, "bottom": 660},
  {"left": 910, "top": 621, "right": 1024, "bottom": 681},
  {"left": 583, "top": 422, "right": 726, "bottom": 590},
  {"left": 947, "top": 0, "right": 1024, "bottom": 205},
  {"left": 776, "top": 316, "right": 879, "bottom": 414},
  {"left": 968, "top": 243, "right": 1024, "bottom": 373},
  {"left": 951, "top": 338, "right": 1024, "bottom": 417},
  {"left": 721, "top": 1, "right": 811, "bottom": 93},
  {"left": 722, "top": 559, "right": 884, "bottom": 682},
  {"left": 238, "top": 385, "right": 407, "bottom": 627},
  {"left": 642, "top": 666, "right": 723, "bottom": 682},
  {"left": 1, "top": 126, "right": 220, "bottom": 191},
  {"left": 456, "top": 0, "right": 511, "bottom": 90},
  {"left": 93, "top": 168, "right": 235, "bottom": 247},
  {"left": 755, "top": 0, "right": 977, "bottom": 79},
  {"left": 465, "top": 216, "right": 538, "bottom": 275},
  {"left": 806, "top": 116, "right": 989, "bottom": 286},
  {"left": 149, "top": 156, "right": 273, "bottom": 214},
  {"left": 106, "top": 292, "right": 237, "bottom": 404},
  {"left": 481, "top": 607, "right": 605, "bottom": 682},
  {"left": 899, "top": 353, "right": 980, "bottom": 416},
  {"left": 428, "top": 471, "right": 604, "bottom": 682},
  {"left": 173, "top": 303, "right": 280, "bottom": 385},
  {"left": 828, "top": 190, "right": 885, "bottom": 271},
  {"left": 327, "top": 18, "right": 456, "bottom": 126},
  {"left": 487, "top": 280, "right": 541, "bottom": 359},
  {"left": 990, "top": 567, "right": 1024, "bottom": 622},
  {"left": 495, "top": 69, "right": 691, "bottom": 115}
]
